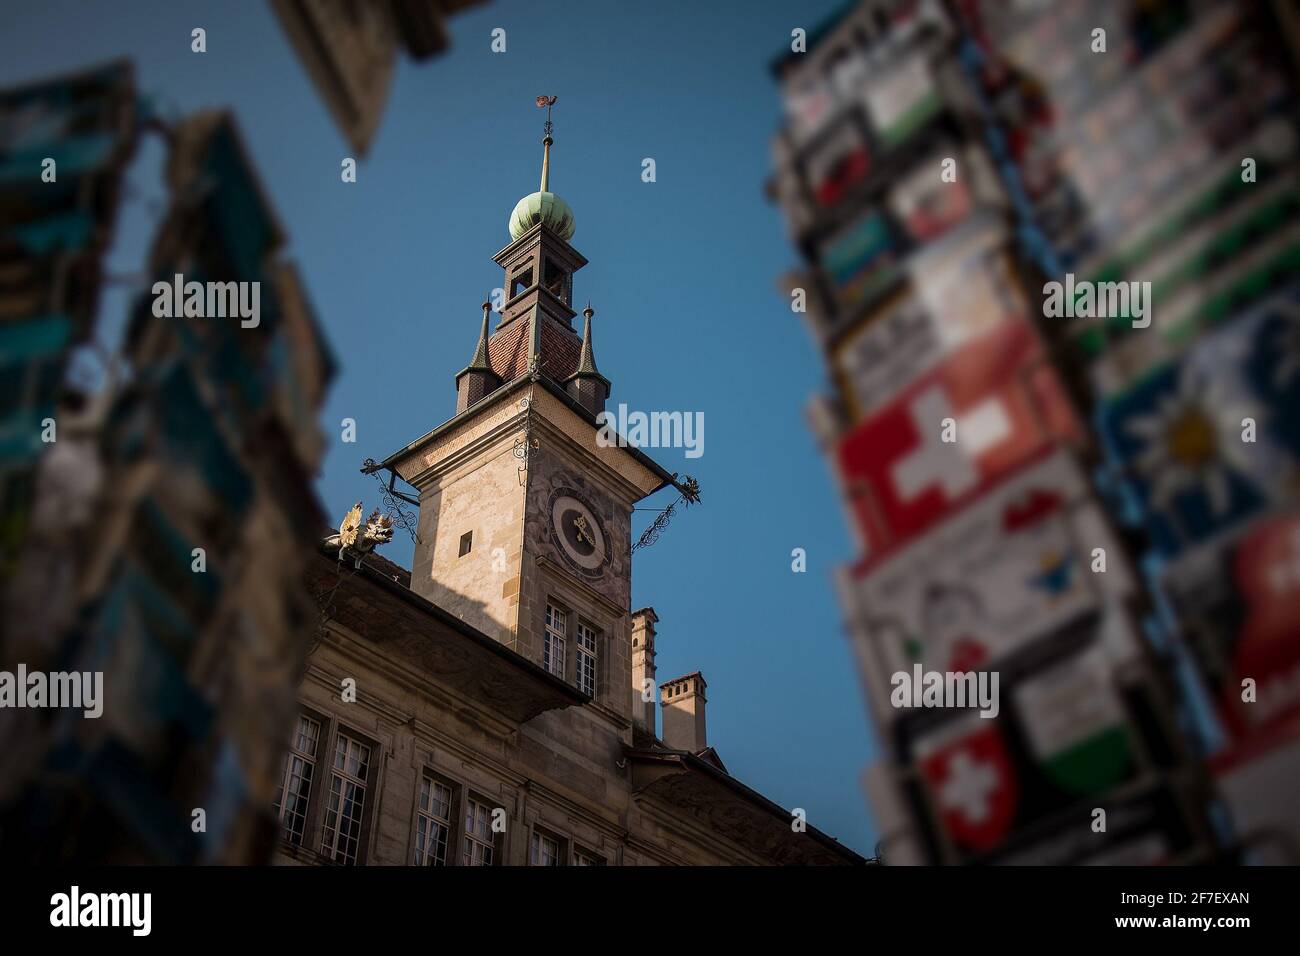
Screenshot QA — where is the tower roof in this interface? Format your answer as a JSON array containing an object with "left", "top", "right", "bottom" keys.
[
  {"left": 567, "top": 303, "right": 610, "bottom": 398},
  {"left": 573, "top": 303, "right": 600, "bottom": 375},
  {"left": 509, "top": 190, "right": 575, "bottom": 241},
  {"left": 486, "top": 306, "right": 582, "bottom": 381}
]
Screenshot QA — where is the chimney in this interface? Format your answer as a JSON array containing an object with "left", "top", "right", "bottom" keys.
[
  {"left": 630, "top": 608, "right": 658, "bottom": 735},
  {"left": 660, "top": 672, "right": 707, "bottom": 753}
]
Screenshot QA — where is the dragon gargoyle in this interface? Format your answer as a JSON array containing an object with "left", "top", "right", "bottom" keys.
[{"left": 324, "top": 502, "right": 394, "bottom": 566}]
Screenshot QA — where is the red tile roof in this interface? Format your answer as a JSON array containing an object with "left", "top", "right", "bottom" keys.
[{"left": 487, "top": 312, "right": 582, "bottom": 382}]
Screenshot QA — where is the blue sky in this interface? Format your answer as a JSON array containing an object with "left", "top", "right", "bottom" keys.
[{"left": 3, "top": 0, "right": 877, "bottom": 855}]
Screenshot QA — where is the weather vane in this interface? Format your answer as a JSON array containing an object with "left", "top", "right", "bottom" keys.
[{"left": 536, "top": 94, "right": 557, "bottom": 138}]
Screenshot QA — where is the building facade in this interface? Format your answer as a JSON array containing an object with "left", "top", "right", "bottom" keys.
[{"left": 272, "top": 125, "right": 864, "bottom": 866}]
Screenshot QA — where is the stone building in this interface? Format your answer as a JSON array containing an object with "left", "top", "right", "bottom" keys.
[{"left": 273, "top": 126, "right": 864, "bottom": 866}]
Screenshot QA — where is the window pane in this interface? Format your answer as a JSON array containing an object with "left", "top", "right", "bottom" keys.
[
  {"left": 531, "top": 832, "right": 561, "bottom": 866},
  {"left": 415, "top": 775, "right": 454, "bottom": 866},
  {"left": 293, "top": 715, "right": 320, "bottom": 757},
  {"left": 544, "top": 603, "right": 569, "bottom": 679},
  {"left": 576, "top": 623, "right": 598, "bottom": 696},
  {"left": 463, "top": 798, "right": 495, "bottom": 866},
  {"left": 321, "top": 733, "right": 369, "bottom": 865},
  {"left": 544, "top": 633, "right": 565, "bottom": 678},
  {"left": 277, "top": 754, "right": 314, "bottom": 845},
  {"left": 431, "top": 782, "right": 451, "bottom": 820},
  {"left": 275, "top": 714, "right": 323, "bottom": 845}
]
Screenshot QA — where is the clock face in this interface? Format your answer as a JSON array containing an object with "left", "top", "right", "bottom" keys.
[{"left": 549, "top": 489, "right": 610, "bottom": 578}]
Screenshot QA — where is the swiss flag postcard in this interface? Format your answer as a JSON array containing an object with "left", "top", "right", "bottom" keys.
[
  {"left": 837, "top": 316, "right": 1080, "bottom": 553},
  {"left": 916, "top": 716, "right": 1018, "bottom": 853}
]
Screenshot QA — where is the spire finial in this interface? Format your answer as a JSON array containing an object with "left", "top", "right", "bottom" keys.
[
  {"left": 535, "top": 95, "right": 557, "bottom": 192},
  {"left": 576, "top": 302, "right": 599, "bottom": 375},
  {"left": 467, "top": 296, "right": 493, "bottom": 370},
  {"left": 508, "top": 96, "right": 574, "bottom": 241}
]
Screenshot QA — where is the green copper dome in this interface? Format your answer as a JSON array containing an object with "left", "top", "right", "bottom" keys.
[{"left": 509, "top": 190, "right": 575, "bottom": 241}]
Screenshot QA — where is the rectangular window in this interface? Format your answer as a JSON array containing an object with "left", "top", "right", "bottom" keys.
[
  {"left": 414, "top": 775, "right": 453, "bottom": 866},
  {"left": 573, "top": 847, "right": 606, "bottom": 866},
  {"left": 542, "top": 258, "right": 571, "bottom": 304},
  {"left": 458, "top": 531, "right": 472, "bottom": 557},
  {"left": 531, "top": 830, "right": 562, "bottom": 867},
  {"left": 321, "top": 732, "right": 370, "bottom": 865},
  {"left": 462, "top": 798, "right": 496, "bottom": 866},
  {"left": 273, "top": 714, "right": 319, "bottom": 846},
  {"left": 510, "top": 266, "right": 534, "bottom": 299},
  {"left": 576, "top": 621, "right": 597, "bottom": 697},
  {"left": 544, "top": 603, "right": 567, "bottom": 679}
]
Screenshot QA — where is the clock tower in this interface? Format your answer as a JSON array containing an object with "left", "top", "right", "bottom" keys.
[{"left": 369, "top": 106, "right": 677, "bottom": 735}]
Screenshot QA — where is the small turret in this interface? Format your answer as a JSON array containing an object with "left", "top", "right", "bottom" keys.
[
  {"left": 565, "top": 303, "right": 611, "bottom": 415},
  {"left": 454, "top": 300, "right": 502, "bottom": 413}
]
